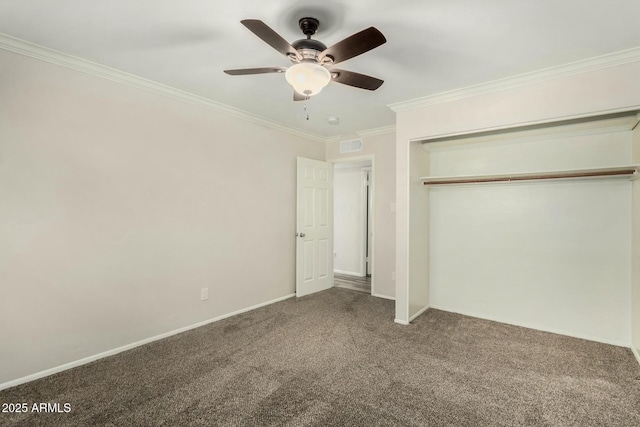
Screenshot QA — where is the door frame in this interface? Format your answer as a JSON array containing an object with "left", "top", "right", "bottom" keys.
[
  {"left": 330, "top": 155, "right": 376, "bottom": 296},
  {"left": 362, "top": 167, "right": 372, "bottom": 277}
]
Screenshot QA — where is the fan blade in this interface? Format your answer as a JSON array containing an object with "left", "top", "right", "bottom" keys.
[
  {"left": 330, "top": 69, "right": 384, "bottom": 91},
  {"left": 241, "top": 19, "right": 300, "bottom": 59},
  {"left": 224, "top": 67, "right": 287, "bottom": 75},
  {"left": 293, "top": 91, "right": 306, "bottom": 101},
  {"left": 319, "top": 27, "right": 386, "bottom": 65}
]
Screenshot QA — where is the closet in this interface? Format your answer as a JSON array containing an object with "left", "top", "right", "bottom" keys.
[{"left": 412, "top": 112, "right": 640, "bottom": 345}]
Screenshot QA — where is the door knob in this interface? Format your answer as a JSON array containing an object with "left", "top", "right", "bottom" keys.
[{"left": 296, "top": 232, "right": 306, "bottom": 237}]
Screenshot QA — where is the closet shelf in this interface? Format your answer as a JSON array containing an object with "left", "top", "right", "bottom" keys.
[{"left": 421, "top": 166, "right": 638, "bottom": 186}]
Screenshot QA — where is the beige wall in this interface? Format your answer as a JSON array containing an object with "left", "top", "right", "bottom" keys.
[
  {"left": 0, "top": 49, "right": 325, "bottom": 385},
  {"left": 326, "top": 133, "right": 396, "bottom": 299},
  {"left": 396, "top": 61, "right": 640, "bottom": 139}
]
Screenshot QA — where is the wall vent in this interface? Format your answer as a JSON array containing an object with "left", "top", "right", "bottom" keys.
[{"left": 339, "top": 138, "right": 363, "bottom": 153}]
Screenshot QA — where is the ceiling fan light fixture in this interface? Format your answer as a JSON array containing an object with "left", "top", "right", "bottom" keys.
[{"left": 285, "top": 62, "right": 331, "bottom": 96}]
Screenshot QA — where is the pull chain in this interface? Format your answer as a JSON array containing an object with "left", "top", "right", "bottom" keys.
[{"left": 304, "top": 94, "right": 310, "bottom": 120}]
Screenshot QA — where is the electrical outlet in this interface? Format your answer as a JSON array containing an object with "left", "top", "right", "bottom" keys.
[{"left": 200, "top": 287, "right": 208, "bottom": 301}]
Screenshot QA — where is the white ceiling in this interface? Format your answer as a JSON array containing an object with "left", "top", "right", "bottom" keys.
[{"left": 1, "top": 0, "right": 640, "bottom": 138}]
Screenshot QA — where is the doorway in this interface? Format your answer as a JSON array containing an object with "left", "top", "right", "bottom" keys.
[{"left": 332, "top": 158, "right": 374, "bottom": 295}]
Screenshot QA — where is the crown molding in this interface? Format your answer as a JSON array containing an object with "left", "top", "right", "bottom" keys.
[
  {"left": 0, "top": 33, "right": 327, "bottom": 143},
  {"left": 357, "top": 125, "right": 396, "bottom": 138},
  {"left": 389, "top": 46, "right": 640, "bottom": 112},
  {"left": 323, "top": 124, "right": 397, "bottom": 144},
  {"left": 324, "top": 135, "right": 342, "bottom": 144}
]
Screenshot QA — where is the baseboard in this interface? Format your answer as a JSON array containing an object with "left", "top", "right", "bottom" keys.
[
  {"left": 632, "top": 347, "right": 640, "bottom": 367},
  {"left": 333, "top": 270, "right": 364, "bottom": 277},
  {"left": 394, "top": 318, "right": 410, "bottom": 325},
  {"left": 0, "top": 293, "right": 295, "bottom": 391},
  {"left": 372, "top": 293, "right": 395, "bottom": 301},
  {"left": 429, "top": 304, "right": 630, "bottom": 348},
  {"left": 408, "top": 305, "right": 430, "bottom": 322}
]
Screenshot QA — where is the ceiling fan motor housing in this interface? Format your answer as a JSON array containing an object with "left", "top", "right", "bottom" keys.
[{"left": 292, "top": 38, "right": 328, "bottom": 63}]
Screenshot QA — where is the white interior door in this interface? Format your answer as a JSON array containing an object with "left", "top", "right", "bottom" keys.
[{"left": 296, "top": 157, "right": 333, "bottom": 297}]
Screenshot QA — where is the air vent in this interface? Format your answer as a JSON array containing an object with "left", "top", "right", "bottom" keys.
[{"left": 339, "top": 138, "right": 363, "bottom": 153}]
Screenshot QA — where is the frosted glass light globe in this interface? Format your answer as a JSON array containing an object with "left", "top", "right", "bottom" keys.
[{"left": 285, "top": 63, "right": 331, "bottom": 96}]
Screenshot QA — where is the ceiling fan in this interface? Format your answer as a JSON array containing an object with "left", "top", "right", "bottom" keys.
[{"left": 224, "top": 18, "right": 386, "bottom": 100}]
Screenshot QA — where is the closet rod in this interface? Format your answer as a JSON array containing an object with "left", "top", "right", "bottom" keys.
[{"left": 422, "top": 168, "right": 637, "bottom": 186}]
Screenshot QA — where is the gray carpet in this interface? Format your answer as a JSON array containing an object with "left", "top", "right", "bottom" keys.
[{"left": 1, "top": 288, "right": 639, "bottom": 426}]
